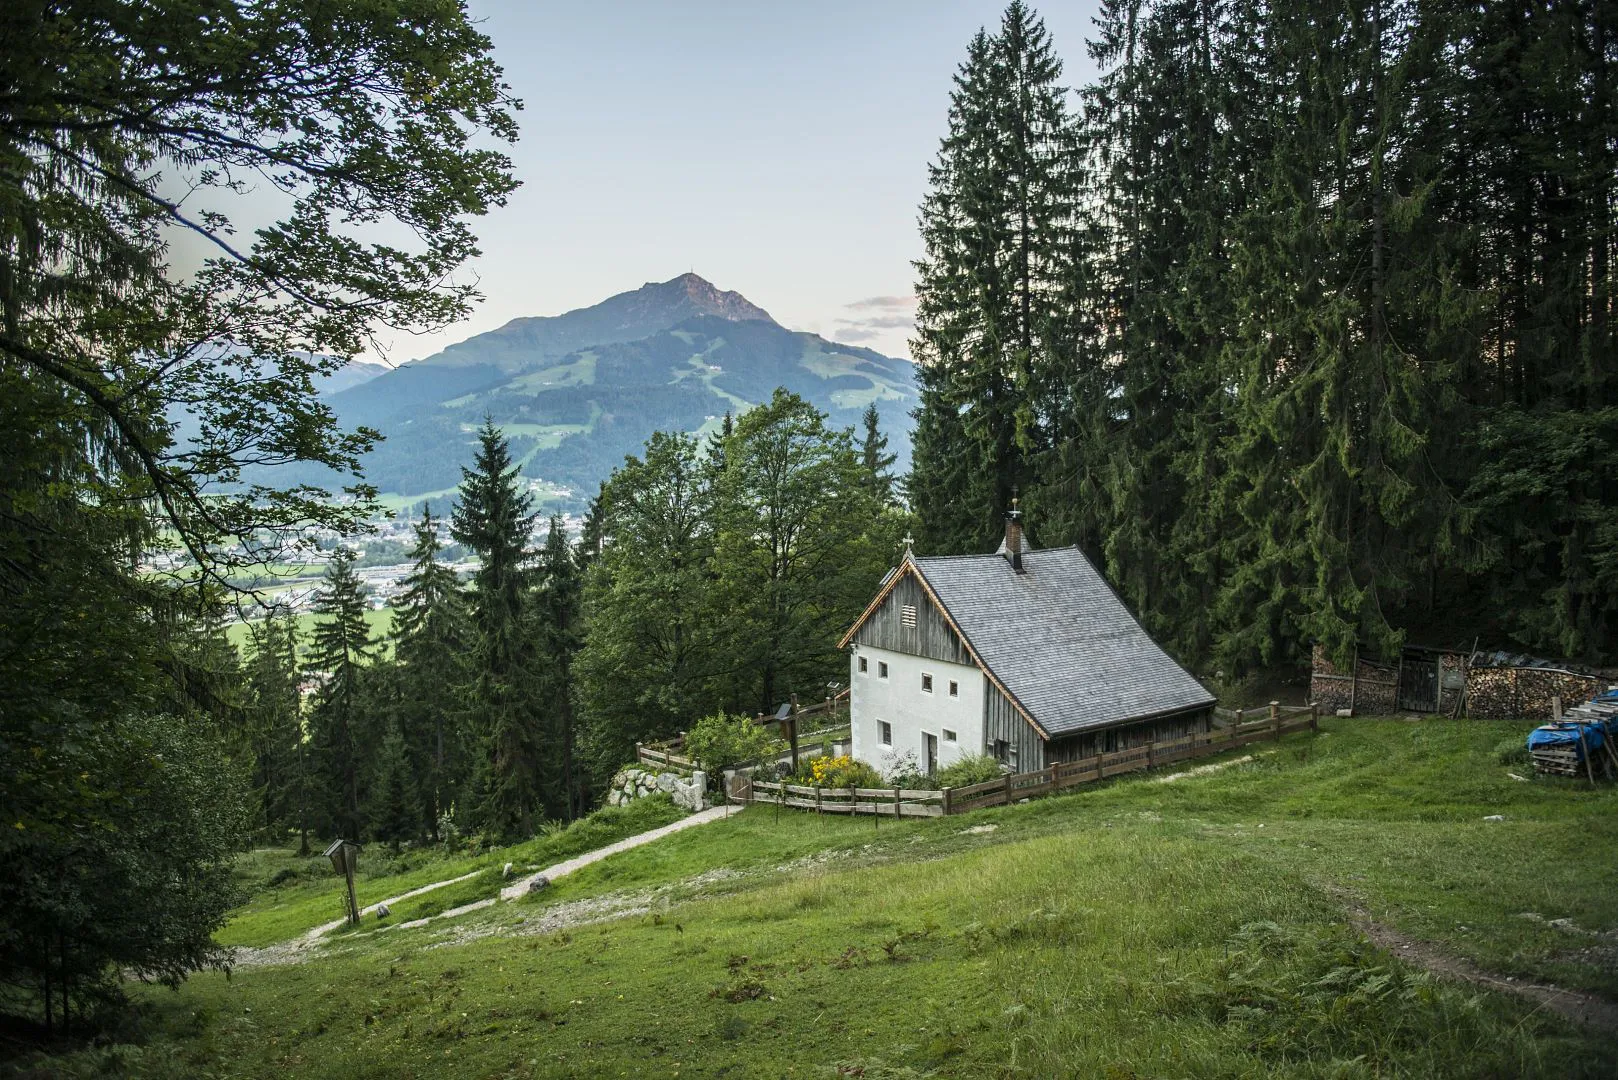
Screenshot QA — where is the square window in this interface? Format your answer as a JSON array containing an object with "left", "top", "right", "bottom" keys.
[
  {"left": 858, "top": 656, "right": 868, "bottom": 673},
  {"left": 921, "top": 673, "right": 934, "bottom": 693},
  {"left": 878, "top": 661, "right": 889, "bottom": 679},
  {"left": 993, "top": 739, "right": 1009, "bottom": 763},
  {"left": 943, "top": 729, "right": 957, "bottom": 743},
  {"left": 948, "top": 680, "right": 959, "bottom": 697},
  {"left": 879, "top": 720, "right": 892, "bottom": 746}
]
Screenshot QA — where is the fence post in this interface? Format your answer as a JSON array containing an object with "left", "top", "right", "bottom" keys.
[
  {"left": 815, "top": 785, "right": 822, "bottom": 815},
  {"left": 1050, "top": 760, "right": 1060, "bottom": 794},
  {"left": 1003, "top": 772, "right": 1013, "bottom": 807},
  {"left": 1093, "top": 751, "right": 1104, "bottom": 781},
  {"left": 942, "top": 786, "right": 953, "bottom": 816},
  {"left": 1146, "top": 740, "right": 1154, "bottom": 771},
  {"left": 1310, "top": 703, "right": 1319, "bottom": 731},
  {"left": 894, "top": 786, "right": 902, "bottom": 818},
  {"left": 1270, "top": 701, "right": 1281, "bottom": 741}
]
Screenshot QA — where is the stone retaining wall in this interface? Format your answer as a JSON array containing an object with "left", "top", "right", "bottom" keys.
[{"left": 608, "top": 766, "right": 707, "bottom": 812}]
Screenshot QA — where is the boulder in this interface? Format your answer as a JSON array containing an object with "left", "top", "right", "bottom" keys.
[
  {"left": 656, "top": 772, "right": 678, "bottom": 793},
  {"left": 376, "top": 903, "right": 391, "bottom": 919},
  {"left": 528, "top": 875, "right": 550, "bottom": 894},
  {"left": 502, "top": 862, "right": 515, "bottom": 879}
]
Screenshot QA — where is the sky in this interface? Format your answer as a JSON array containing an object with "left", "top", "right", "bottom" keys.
[{"left": 360, "top": 0, "right": 1105, "bottom": 365}]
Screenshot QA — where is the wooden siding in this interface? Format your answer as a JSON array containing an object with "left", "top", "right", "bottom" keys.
[
  {"left": 1044, "top": 707, "right": 1213, "bottom": 763},
  {"left": 853, "top": 570, "right": 973, "bottom": 666},
  {"left": 985, "top": 682, "right": 1044, "bottom": 771}
]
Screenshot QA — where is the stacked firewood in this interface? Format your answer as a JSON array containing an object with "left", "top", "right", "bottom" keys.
[{"left": 1467, "top": 666, "right": 1600, "bottom": 721}]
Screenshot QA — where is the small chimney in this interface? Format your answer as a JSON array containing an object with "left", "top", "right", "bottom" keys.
[{"left": 1004, "top": 500, "right": 1025, "bottom": 574}]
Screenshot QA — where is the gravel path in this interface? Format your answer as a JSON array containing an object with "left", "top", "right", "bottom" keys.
[
  {"left": 499, "top": 803, "right": 740, "bottom": 900},
  {"left": 232, "top": 803, "right": 743, "bottom": 967}
]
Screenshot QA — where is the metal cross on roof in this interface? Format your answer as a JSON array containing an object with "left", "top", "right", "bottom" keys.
[{"left": 902, "top": 534, "right": 915, "bottom": 555}]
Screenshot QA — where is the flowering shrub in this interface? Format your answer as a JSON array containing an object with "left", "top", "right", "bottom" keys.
[
  {"left": 880, "top": 749, "right": 929, "bottom": 789},
  {"left": 794, "top": 754, "right": 883, "bottom": 788}
]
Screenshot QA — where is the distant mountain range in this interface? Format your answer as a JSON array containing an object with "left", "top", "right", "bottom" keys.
[{"left": 308, "top": 274, "right": 916, "bottom": 510}]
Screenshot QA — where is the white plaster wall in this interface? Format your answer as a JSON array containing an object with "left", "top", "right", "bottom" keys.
[{"left": 850, "top": 645, "right": 985, "bottom": 778}]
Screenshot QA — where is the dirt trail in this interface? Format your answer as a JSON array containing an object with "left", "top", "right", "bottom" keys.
[
  {"left": 500, "top": 803, "right": 739, "bottom": 900},
  {"left": 231, "top": 804, "right": 742, "bottom": 968},
  {"left": 1347, "top": 906, "right": 1618, "bottom": 1034}
]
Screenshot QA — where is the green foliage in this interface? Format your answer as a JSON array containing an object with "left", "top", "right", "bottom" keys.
[
  {"left": 452, "top": 421, "right": 548, "bottom": 841},
  {"left": 910, "top": 3, "right": 1081, "bottom": 553},
  {"left": 576, "top": 432, "right": 717, "bottom": 779},
  {"left": 1, "top": 0, "right": 517, "bottom": 1031},
  {"left": 304, "top": 550, "right": 378, "bottom": 840},
  {"left": 685, "top": 711, "right": 782, "bottom": 775},
  {"left": 709, "top": 390, "right": 898, "bottom": 713},
  {"left": 934, "top": 754, "right": 1004, "bottom": 789},
  {"left": 579, "top": 394, "right": 900, "bottom": 791},
  {"left": 390, "top": 507, "right": 471, "bottom": 840},
  {"left": 915, "top": 0, "right": 1618, "bottom": 670},
  {"left": 0, "top": 713, "right": 247, "bottom": 1028}
]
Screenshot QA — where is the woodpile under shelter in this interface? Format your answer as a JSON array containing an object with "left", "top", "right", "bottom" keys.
[
  {"left": 838, "top": 509, "right": 1215, "bottom": 777},
  {"left": 1311, "top": 643, "right": 1615, "bottom": 721}
]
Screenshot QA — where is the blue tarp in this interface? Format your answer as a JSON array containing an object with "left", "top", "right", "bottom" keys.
[{"left": 1527, "top": 721, "right": 1609, "bottom": 759}]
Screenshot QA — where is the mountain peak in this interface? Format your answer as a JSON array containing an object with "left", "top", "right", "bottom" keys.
[{"left": 643, "top": 273, "right": 774, "bottom": 324}]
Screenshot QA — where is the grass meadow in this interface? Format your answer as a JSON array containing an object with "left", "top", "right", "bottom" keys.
[{"left": 6, "top": 718, "right": 1616, "bottom": 1079}]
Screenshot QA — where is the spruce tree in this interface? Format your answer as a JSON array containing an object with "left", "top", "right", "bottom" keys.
[
  {"left": 911, "top": 3, "right": 1082, "bottom": 552},
  {"left": 391, "top": 508, "right": 469, "bottom": 838},
  {"left": 860, "top": 402, "right": 898, "bottom": 503},
  {"left": 304, "top": 548, "right": 375, "bottom": 839},
  {"left": 535, "top": 515, "right": 585, "bottom": 819},
  {"left": 451, "top": 420, "right": 545, "bottom": 840},
  {"left": 241, "top": 614, "right": 304, "bottom": 838}
]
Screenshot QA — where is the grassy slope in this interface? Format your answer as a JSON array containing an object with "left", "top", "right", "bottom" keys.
[
  {"left": 13, "top": 720, "right": 1618, "bottom": 1079},
  {"left": 220, "top": 796, "right": 689, "bottom": 948}
]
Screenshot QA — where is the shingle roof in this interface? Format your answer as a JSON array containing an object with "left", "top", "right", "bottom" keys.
[{"left": 911, "top": 546, "right": 1214, "bottom": 737}]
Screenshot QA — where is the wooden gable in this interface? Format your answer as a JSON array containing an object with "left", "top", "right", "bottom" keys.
[{"left": 846, "top": 564, "right": 973, "bottom": 667}]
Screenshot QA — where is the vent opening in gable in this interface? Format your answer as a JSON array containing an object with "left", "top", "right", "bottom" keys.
[{"left": 901, "top": 604, "right": 917, "bottom": 628}]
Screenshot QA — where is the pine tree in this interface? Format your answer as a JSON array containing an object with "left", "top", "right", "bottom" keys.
[
  {"left": 910, "top": 4, "right": 1082, "bottom": 553},
  {"left": 860, "top": 402, "right": 898, "bottom": 503},
  {"left": 391, "top": 508, "right": 468, "bottom": 838},
  {"left": 241, "top": 614, "right": 304, "bottom": 837},
  {"left": 304, "top": 548, "right": 375, "bottom": 839},
  {"left": 369, "top": 710, "right": 421, "bottom": 849},
  {"left": 451, "top": 420, "right": 545, "bottom": 840},
  {"left": 535, "top": 515, "right": 585, "bottom": 819}
]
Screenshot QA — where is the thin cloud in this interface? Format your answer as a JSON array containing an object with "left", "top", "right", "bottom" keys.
[
  {"left": 834, "top": 327, "right": 883, "bottom": 344},
  {"left": 840, "top": 313, "right": 915, "bottom": 331},
  {"left": 845, "top": 295, "right": 916, "bottom": 311}
]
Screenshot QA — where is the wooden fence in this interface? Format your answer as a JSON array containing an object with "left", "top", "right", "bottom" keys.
[
  {"left": 728, "top": 702, "right": 1320, "bottom": 817},
  {"left": 636, "top": 688, "right": 853, "bottom": 774}
]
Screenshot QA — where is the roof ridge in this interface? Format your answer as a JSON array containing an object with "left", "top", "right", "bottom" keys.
[{"left": 913, "top": 544, "right": 1082, "bottom": 563}]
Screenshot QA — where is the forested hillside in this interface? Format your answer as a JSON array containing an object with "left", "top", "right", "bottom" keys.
[{"left": 910, "top": 0, "right": 1618, "bottom": 670}]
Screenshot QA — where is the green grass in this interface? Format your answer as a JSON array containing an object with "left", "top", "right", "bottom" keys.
[
  {"left": 225, "top": 606, "right": 395, "bottom": 657},
  {"left": 11, "top": 720, "right": 1618, "bottom": 1079},
  {"left": 372, "top": 488, "right": 461, "bottom": 513},
  {"left": 217, "top": 795, "right": 688, "bottom": 948}
]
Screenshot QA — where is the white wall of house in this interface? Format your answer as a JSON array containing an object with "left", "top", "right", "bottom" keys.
[{"left": 850, "top": 644, "right": 985, "bottom": 778}]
